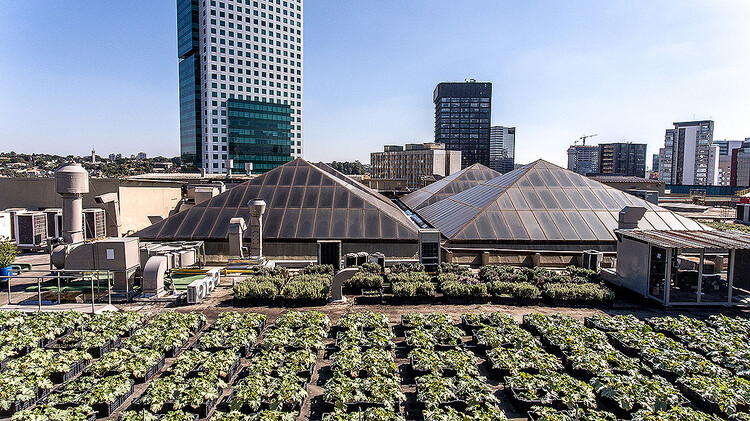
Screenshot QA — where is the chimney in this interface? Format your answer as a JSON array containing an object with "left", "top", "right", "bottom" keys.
[
  {"left": 55, "top": 163, "right": 89, "bottom": 243},
  {"left": 248, "top": 200, "right": 266, "bottom": 258}
]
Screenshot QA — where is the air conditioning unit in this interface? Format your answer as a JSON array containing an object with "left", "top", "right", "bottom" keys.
[
  {"left": 43, "top": 208, "right": 63, "bottom": 239},
  {"left": 206, "top": 276, "right": 216, "bottom": 292},
  {"left": 0, "top": 212, "right": 12, "bottom": 241},
  {"left": 186, "top": 278, "right": 207, "bottom": 304},
  {"left": 419, "top": 229, "right": 442, "bottom": 273},
  {"left": 207, "top": 268, "right": 221, "bottom": 287},
  {"left": 4, "top": 208, "right": 27, "bottom": 240},
  {"left": 582, "top": 250, "right": 603, "bottom": 272},
  {"left": 15, "top": 211, "right": 47, "bottom": 249},
  {"left": 83, "top": 208, "right": 106, "bottom": 239}
]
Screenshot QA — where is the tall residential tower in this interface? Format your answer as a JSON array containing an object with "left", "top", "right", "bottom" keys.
[
  {"left": 433, "top": 80, "right": 492, "bottom": 168},
  {"left": 178, "top": 0, "right": 303, "bottom": 174},
  {"left": 658, "top": 120, "right": 716, "bottom": 185}
]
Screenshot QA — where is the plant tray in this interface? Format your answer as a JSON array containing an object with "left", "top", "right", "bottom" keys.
[
  {"left": 192, "top": 319, "right": 207, "bottom": 335},
  {"left": 92, "top": 382, "right": 134, "bottom": 417},
  {"left": 50, "top": 358, "right": 89, "bottom": 384},
  {"left": 607, "top": 334, "right": 641, "bottom": 358},
  {"left": 490, "top": 295, "right": 516, "bottom": 306},
  {"left": 679, "top": 383, "right": 736, "bottom": 417},
  {"left": 172, "top": 394, "right": 219, "bottom": 418},
  {"left": 507, "top": 388, "right": 548, "bottom": 412},
  {"left": 88, "top": 336, "right": 123, "bottom": 359},
  {"left": 516, "top": 297, "right": 540, "bottom": 306},
  {"left": 0, "top": 395, "right": 35, "bottom": 416},
  {"left": 137, "top": 354, "right": 166, "bottom": 383},
  {"left": 0, "top": 355, "right": 14, "bottom": 371}
]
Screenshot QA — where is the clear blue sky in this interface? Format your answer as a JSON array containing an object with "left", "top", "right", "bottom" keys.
[{"left": 1, "top": 1, "right": 748, "bottom": 167}]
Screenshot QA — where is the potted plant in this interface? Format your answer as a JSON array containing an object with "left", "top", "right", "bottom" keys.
[{"left": 0, "top": 241, "right": 18, "bottom": 281}]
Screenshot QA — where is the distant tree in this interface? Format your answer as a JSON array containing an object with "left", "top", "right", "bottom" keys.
[{"left": 328, "top": 160, "right": 366, "bottom": 175}]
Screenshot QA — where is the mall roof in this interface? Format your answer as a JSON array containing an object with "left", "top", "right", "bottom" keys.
[
  {"left": 401, "top": 163, "right": 501, "bottom": 211},
  {"left": 416, "top": 160, "right": 707, "bottom": 243},
  {"left": 616, "top": 229, "right": 750, "bottom": 250},
  {"left": 134, "top": 159, "right": 419, "bottom": 241}
]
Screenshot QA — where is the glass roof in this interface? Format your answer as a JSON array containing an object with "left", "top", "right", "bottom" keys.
[
  {"left": 416, "top": 159, "right": 708, "bottom": 242},
  {"left": 134, "top": 159, "right": 419, "bottom": 241},
  {"left": 400, "top": 163, "right": 500, "bottom": 211}
]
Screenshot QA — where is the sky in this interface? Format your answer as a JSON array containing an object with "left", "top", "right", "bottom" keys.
[{"left": 1, "top": 1, "right": 749, "bottom": 168}]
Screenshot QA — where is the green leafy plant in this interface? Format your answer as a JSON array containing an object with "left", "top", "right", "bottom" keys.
[{"left": 0, "top": 240, "right": 19, "bottom": 268}]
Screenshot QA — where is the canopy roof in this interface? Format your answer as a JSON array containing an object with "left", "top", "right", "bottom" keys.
[
  {"left": 616, "top": 229, "right": 750, "bottom": 250},
  {"left": 416, "top": 160, "right": 707, "bottom": 242},
  {"left": 134, "top": 159, "right": 419, "bottom": 241},
  {"left": 401, "top": 163, "right": 501, "bottom": 211}
]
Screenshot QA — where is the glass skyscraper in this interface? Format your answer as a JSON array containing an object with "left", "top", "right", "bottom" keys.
[
  {"left": 433, "top": 81, "right": 492, "bottom": 168},
  {"left": 177, "top": 0, "right": 303, "bottom": 174}
]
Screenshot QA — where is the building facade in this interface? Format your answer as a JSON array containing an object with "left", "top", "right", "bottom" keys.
[
  {"left": 433, "top": 81, "right": 492, "bottom": 168},
  {"left": 178, "top": 0, "right": 303, "bottom": 174},
  {"left": 714, "top": 140, "right": 744, "bottom": 186},
  {"left": 567, "top": 145, "right": 599, "bottom": 175},
  {"left": 597, "top": 143, "right": 647, "bottom": 178},
  {"left": 731, "top": 141, "right": 750, "bottom": 187},
  {"left": 370, "top": 143, "right": 462, "bottom": 190},
  {"left": 489, "top": 126, "right": 515, "bottom": 173},
  {"left": 658, "top": 120, "right": 716, "bottom": 185}
]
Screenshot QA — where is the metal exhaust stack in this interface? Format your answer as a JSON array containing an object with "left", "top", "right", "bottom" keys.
[
  {"left": 248, "top": 200, "right": 266, "bottom": 258},
  {"left": 55, "top": 163, "right": 89, "bottom": 244},
  {"left": 618, "top": 206, "right": 647, "bottom": 230}
]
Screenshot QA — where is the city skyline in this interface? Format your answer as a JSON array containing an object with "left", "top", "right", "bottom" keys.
[{"left": 1, "top": 1, "right": 749, "bottom": 167}]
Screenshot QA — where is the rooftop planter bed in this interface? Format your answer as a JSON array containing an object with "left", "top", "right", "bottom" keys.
[{"left": 505, "top": 372, "right": 596, "bottom": 411}]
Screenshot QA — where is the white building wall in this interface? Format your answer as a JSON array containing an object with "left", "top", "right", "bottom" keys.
[{"left": 198, "top": 0, "right": 303, "bottom": 174}]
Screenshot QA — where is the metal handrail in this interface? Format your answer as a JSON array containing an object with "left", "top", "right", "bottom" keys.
[{"left": 4, "top": 269, "right": 113, "bottom": 314}]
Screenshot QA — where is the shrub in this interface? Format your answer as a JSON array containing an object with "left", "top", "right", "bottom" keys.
[
  {"left": 250, "top": 265, "right": 288, "bottom": 278},
  {"left": 343, "top": 272, "right": 383, "bottom": 290},
  {"left": 542, "top": 283, "right": 614, "bottom": 302},
  {"left": 567, "top": 266, "right": 601, "bottom": 282},
  {"left": 281, "top": 278, "right": 329, "bottom": 300},
  {"left": 438, "top": 263, "right": 470, "bottom": 275},
  {"left": 233, "top": 279, "right": 277, "bottom": 299},
  {"left": 487, "top": 281, "right": 540, "bottom": 299},
  {"left": 300, "top": 264, "right": 334, "bottom": 276},
  {"left": 357, "top": 263, "right": 382, "bottom": 274},
  {"left": 389, "top": 263, "right": 425, "bottom": 274},
  {"left": 389, "top": 271, "right": 431, "bottom": 284},
  {"left": 393, "top": 281, "right": 435, "bottom": 297},
  {"left": 441, "top": 280, "right": 488, "bottom": 298},
  {"left": 0, "top": 241, "right": 18, "bottom": 268},
  {"left": 478, "top": 265, "right": 515, "bottom": 282}
]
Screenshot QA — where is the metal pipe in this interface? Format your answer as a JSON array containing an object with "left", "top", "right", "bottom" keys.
[
  {"left": 37, "top": 278, "right": 41, "bottom": 312},
  {"left": 57, "top": 277, "right": 61, "bottom": 304},
  {"left": 108, "top": 275, "right": 111, "bottom": 306},
  {"left": 91, "top": 278, "right": 95, "bottom": 314},
  {"left": 7, "top": 276, "right": 11, "bottom": 305}
]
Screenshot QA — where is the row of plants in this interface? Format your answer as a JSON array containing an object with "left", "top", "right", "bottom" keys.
[
  {"left": 405, "top": 312, "right": 506, "bottom": 421},
  {"left": 523, "top": 313, "right": 642, "bottom": 379},
  {"left": 48, "top": 312, "right": 143, "bottom": 358},
  {"left": 646, "top": 315, "right": 750, "bottom": 377},
  {"left": 323, "top": 312, "right": 403, "bottom": 414},
  {"left": 233, "top": 270, "right": 332, "bottom": 304},
  {"left": 126, "top": 311, "right": 206, "bottom": 356},
  {"left": 587, "top": 313, "right": 750, "bottom": 418},
  {"left": 195, "top": 312, "right": 266, "bottom": 355},
  {"left": 229, "top": 311, "right": 325, "bottom": 417},
  {"left": 119, "top": 408, "right": 201, "bottom": 421},
  {"left": 0, "top": 311, "right": 88, "bottom": 361}
]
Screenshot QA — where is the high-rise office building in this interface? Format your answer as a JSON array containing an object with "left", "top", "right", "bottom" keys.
[
  {"left": 598, "top": 143, "right": 647, "bottom": 178},
  {"left": 567, "top": 145, "right": 600, "bottom": 175},
  {"left": 489, "top": 126, "right": 515, "bottom": 173},
  {"left": 652, "top": 154, "right": 659, "bottom": 172},
  {"left": 178, "top": 0, "right": 303, "bottom": 174},
  {"left": 433, "top": 81, "right": 492, "bottom": 168},
  {"left": 658, "top": 120, "right": 717, "bottom": 185},
  {"left": 731, "top": 141, "right": 750, "bottom": 187}
]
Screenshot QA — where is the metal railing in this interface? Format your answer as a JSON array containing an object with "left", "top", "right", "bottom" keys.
[{"left": 4, "top": 269, "right": 114, "bottom": 314}]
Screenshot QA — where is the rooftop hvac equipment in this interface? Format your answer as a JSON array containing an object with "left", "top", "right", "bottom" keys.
[
  {"left": 582, "top": 250, "right": 603, "bottom": 272},
  {"left": 0, "top": 212, "right": 11, "bottom": 241},
  {"left": 186, "top": 278, "right": 207, "bottom": 304},
  {"left": 4, "top": 208, "right": 27, "bottom": 240},
  {"left": 418, "top": 229, "right": 441, "bottom": 273},
  {"left": 15, "top": 211, "right": 48, "bottom": 249},
  {"left": 43, "top": 208, "right": 63, "bottom": 239},
  {"left": 83, "top": 208, "right": 106, "bottom": 240}
]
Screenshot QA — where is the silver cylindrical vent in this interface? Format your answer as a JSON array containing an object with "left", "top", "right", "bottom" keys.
[{"left": 55, "top": 163, "right": 89, "bottom": 243}]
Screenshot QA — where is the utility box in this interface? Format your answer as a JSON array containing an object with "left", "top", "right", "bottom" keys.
[
  {"left": 92, "top": 238, "right": 140, "bottom": 271},
  {"left": 369, "top": 252, "right": 386, "bottom": 270},
  {"left": 15, "top": 211, "right": 47, "bottom": 249},
  {"left": 318, "top": 240, "right": 341, "bottom": 272},
  {"left": 83, "top": 208, "right": 106, "bottom": 240},
  {"left": 418, "top": 229, "right": 441, "bottom": 273}
]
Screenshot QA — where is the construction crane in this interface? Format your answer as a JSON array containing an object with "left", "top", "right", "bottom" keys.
[{"left": 579, "top": 134, "right": 598, "bottom": 145}]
